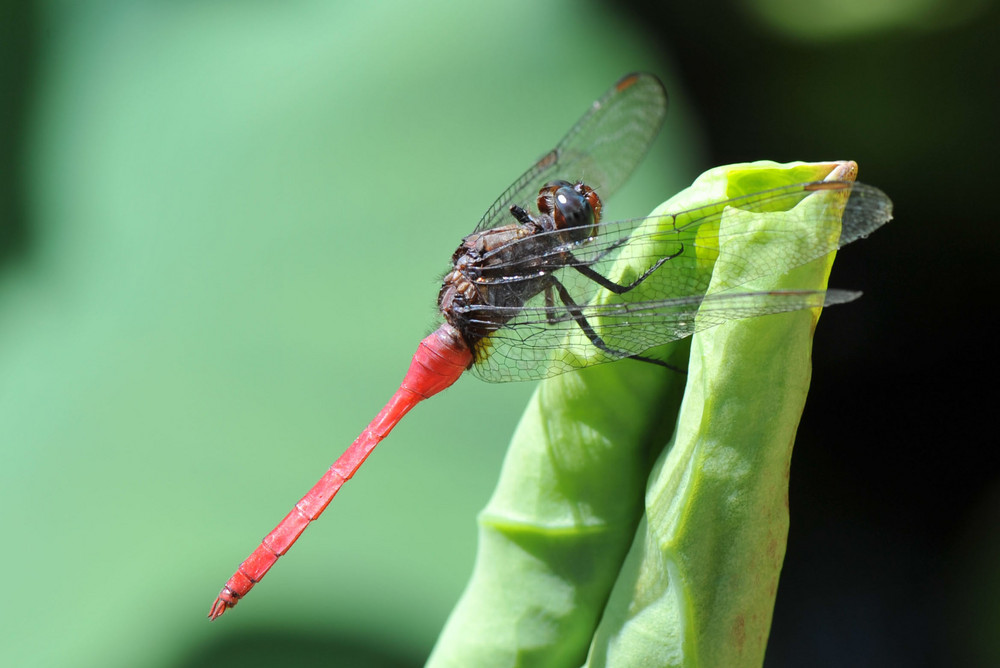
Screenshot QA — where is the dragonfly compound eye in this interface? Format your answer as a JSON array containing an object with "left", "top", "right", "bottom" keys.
[{"left": 552, "top": 183, "right": 594, "bottom": 232}]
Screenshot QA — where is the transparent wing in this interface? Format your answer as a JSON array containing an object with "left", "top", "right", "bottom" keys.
[
  {"left": 462, "top": 180, "right": 893, "bottom": 382},
  {"left": 474, "top": 72, "right": 668, "bottom": 233}
]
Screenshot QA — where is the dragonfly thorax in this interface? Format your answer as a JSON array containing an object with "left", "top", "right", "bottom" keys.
[{"left": 438, "top": 181, "right": 604, "bottom": 353}]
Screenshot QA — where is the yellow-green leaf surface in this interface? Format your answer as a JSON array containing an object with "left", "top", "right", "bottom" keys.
[{"left": 430, "top": 160, "right": 868, "bottom": 668}]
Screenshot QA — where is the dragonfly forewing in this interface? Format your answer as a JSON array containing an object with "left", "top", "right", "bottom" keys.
[{"left": 475, "top": 73, "right": 667, "bottom": 234}]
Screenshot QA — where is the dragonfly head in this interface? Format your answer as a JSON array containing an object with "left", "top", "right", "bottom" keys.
[{"left": 537, "top": 180, "right": 602, "bottom": 243}]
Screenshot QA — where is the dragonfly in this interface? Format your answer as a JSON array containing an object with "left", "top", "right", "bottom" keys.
[{"left": 208, "top": 72, "right": 893, "bottom": 619}]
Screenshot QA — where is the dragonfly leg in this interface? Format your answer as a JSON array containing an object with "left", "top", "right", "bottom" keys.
[
  {"left": 544, "top": 285, "right": 558, "bottom": 323},
  {"left": 548, "top": 276, "right": 678, "bottom": 371},
  {"left": 568, "top": 243, "right": 684, "bottom": 295},
  {"left": 509, "top": 204, "right": 535, "bottom": 225},
  {"left": 582, "top": 235, "right": 628, "bottom": 262}
]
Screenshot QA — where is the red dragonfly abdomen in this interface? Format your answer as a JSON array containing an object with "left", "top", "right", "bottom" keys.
[{"left": 208, "top": 324, "right": 472, "bottom": 619}]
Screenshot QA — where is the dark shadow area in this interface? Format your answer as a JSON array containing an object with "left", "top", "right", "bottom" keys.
[
  {"left": 614, "top": 2, "right": 1000, "bottom": 666},
  {"left": 179, "top": 629, "right": 421, "bottom": 668},
  {"left": 0, "top": 0, "right": 38, "bottom": 267}
]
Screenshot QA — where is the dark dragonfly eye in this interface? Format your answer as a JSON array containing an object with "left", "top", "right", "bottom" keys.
[
  {"left": 553, "top": 184, "right": 590, "bottom": 228},
  {"left": 539, "top": 180, "right": 601, "bottom": 242},
  {"left": 536, "top": 179, "right": 595, "bottom": 237}
]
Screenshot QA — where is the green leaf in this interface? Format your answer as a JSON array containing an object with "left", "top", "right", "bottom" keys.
[{"left": 428, "top": 161, "right": 871, "bottom": 668}]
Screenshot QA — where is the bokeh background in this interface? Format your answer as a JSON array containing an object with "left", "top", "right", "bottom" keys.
[{"left": 1, "top": 1, "right": 996, "bottom": 666}]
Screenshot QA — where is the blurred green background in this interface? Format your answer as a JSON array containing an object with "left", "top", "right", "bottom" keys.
[{"left": 1, "top": 1, "right": 996, "bottom": 667}]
